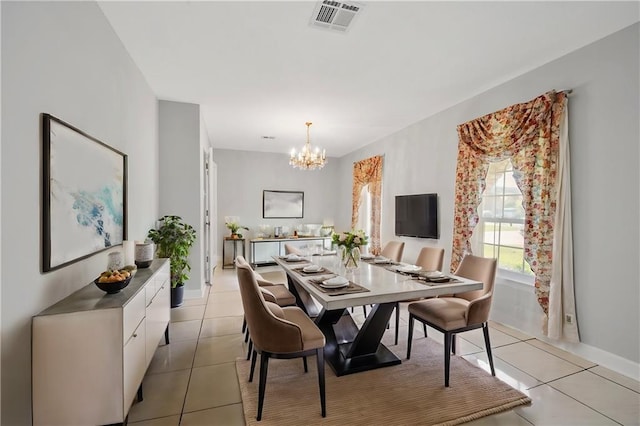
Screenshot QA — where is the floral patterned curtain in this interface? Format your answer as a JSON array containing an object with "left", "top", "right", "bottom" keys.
[
  {"left": 352, "top": 155, "right": 383, "bottom": 254},
  {"left": 451, "top": 91, "right": 566, "bottom": 316}
]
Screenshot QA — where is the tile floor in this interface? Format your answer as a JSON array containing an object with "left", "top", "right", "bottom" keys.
[{"left": 128, "top": 265, "right": 640, "bottom": 426}]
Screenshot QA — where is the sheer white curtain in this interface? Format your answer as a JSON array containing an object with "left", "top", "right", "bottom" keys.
[
  {"left": 356, "top": 184, "right": 372, "bottom": 253},
  {"left": 548, "top": 99, "right": 579, "bottom": 341}
]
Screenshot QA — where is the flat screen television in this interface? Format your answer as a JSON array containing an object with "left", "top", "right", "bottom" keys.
[{"left": 395, "top": 193, "right": 439, "bottom": 239}]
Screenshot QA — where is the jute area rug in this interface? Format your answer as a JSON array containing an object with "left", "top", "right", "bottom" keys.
[{"left": 236, "top": 337, "right": 531, "bottom": 425}]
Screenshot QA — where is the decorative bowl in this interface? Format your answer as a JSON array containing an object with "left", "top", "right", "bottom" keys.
[{"left": 94, "top": 276, "right": 132, "bottom": 294}]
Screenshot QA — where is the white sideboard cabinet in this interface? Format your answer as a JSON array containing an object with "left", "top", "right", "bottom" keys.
[
  {"left": 249, "top": 236, "right": 332, "bottom": 267},
  {"left": 32, "top": 258, "right": 171, "bottom": 426}
]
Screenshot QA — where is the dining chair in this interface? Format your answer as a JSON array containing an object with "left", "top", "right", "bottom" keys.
[
  {"left": 236, "top": 258, "right": 326, "bottom": 421},
  {"left": 236, "top": 257, "right": 297, "bottom": 360},
  {"left": 391, "top": 246, "right": 445, "bottom": 345},
  {"left": 380, "top": 240, "right": 405, "bottom": 262},
  {"left": 406, "top": 254, "right": 497, "bottom": 387},
  {"left": 284, "top": 243, "right": 304, "bottom": 256}
]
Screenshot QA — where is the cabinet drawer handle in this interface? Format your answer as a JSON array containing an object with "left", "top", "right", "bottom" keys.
[{"left": 133, "top": 333, "right": 138, "bottom": 338}]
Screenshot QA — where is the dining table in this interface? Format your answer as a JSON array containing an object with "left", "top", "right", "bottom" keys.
[{"left": 272, "top": 254, "right": 483, "bottom": 376}]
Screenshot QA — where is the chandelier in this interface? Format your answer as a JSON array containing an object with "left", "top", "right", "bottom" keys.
[{"left": 289, "top": 122, "right": 327, "bottom": 170}]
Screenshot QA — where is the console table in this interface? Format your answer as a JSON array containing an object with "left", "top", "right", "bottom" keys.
[
  {"left": 32, "top": 258, "right": 171, "bottom": 426},
  {"left": 249, "top": 236, "right": 332, "bottom": 267},
  {"left": 222, "top": 237, "right": 246, "bottom": 269}
]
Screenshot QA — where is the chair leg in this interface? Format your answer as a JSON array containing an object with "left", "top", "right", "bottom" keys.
[
  {"left": 246, "top": 338, "right": 253, "bottom": 361},
  {"left": 452, "top": 333, "right": 457, "bottom": 355},
  {"left": 394, "top": 302, "right": 400, "bottom": 345},
  {"left": 423, "top": 323, "right": 428, "bottom": 338},
  {"left": 316, "top": 348, "right": 326, "bottom": 417},
  {"left": 242, "top": 316, "right": 247, "bottom": 333},
  {"left": 249, "top": 350, "right": 257, "bottom": 382},
  {"left": 444, "top": 332, "right": 452, "bottom": 387},
  {"left": 303, "top": 356, "right": 308, "bottom": 373},
  {"left": 244, "top": 327, "right": 250, "bottom": 343},
  {"left": 362, "top": 305, "right": 367, "bottom": 316},
  {"left": 407, "top": 314, "right": 415, "bottom": 359},
  {"left": 482, "top": 323, "right": 496, "bottom": 376},
  {"left": 257, "top": 352, "right": 270, "bottom": 421}
]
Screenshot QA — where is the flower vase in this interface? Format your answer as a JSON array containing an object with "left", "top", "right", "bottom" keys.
[{"left": 342, "top": 246, "right": 360, "bottom": 271}]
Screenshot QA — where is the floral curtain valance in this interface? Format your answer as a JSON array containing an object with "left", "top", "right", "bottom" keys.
[
  {"left": 452, "top": 91, "right": 566, "bottom": 317},
  {"left": 352, "top": 155, "right": 383, "bottom": 254}
]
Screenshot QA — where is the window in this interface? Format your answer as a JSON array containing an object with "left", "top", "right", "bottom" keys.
[
  {"left": 356, "top": 184, "right": 372, "bottom": 243},
  {"left": 473, "top": 159, "right": 533, "bottom": 280}
]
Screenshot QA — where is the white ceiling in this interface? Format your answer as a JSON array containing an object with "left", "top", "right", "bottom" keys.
[{"left": 98, "top": 1, "right": 639, "bottom": 157}]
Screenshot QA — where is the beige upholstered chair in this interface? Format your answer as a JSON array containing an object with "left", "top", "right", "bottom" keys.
[
  {"left": 284, "top": 243, "right": 304, "bottom": 256},
  {"left": 380, "top": 240, "right": 405, "bottom": 262},
  {"left": 392, "top": 246, "right": 445, "bottom": 344},
  {"left": 236, "top": 258, "right": 326, "bottom": 421},
  {"left": 237, "top": 257, "right": 297, "bottom": 360},
  {"left": 406, "top": 254, "right": 497, "bottom": 387}
]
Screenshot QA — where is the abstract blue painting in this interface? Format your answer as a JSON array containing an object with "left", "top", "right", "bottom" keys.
[{"left": 42, "top": 114, "right": 127, "bottom": 272}]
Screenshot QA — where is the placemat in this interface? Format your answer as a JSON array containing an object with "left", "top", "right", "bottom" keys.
[
  {"left": 411, "top": 276, "right": 462, "bottom": 285},
  {"left": 277, "top": 256, "right": 309, "bottom": 263},
  {"left": 307, "top": 278, "right": 370, "bottom": 296},
  {"left": 291, "top": 266, "right": 332, "bottom": 276}
]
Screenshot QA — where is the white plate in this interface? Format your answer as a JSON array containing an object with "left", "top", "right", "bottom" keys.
[
  {"left": 423, "top": 271, "right": 445, "bottom": 279},
  {"left": 373, "top": 257, "right": 391, "bottom": 264},
  {"left": 322, "top": 276, "right": 349, "bottom": 287},
  {"left": 397, "top": 264, "right": 421, "bottom": 273},
  {"left": 320, "top": 281, "right": 349, "bottom": 289},
  {"left": 285, "top": 254, "right": 303, "bottom": 261},
  {"left": 303, "top": 265, "right": 322, "bottom": 272}
]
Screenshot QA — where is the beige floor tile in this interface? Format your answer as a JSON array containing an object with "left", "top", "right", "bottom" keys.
[
  {"left": 180, "top": 404, "right": 245, "bottom": 426},
  {"left": 207, "top": 290, "right": 242, "bottom": 305},
  {"left": 489, "top": 321, "right": 534, "bottom": 341},
  {"left": 463, "top": 410, "right": 532, "bottom": 425},
  {"left": 589, "top": 365, "right": 640, "bottom": 393},
  {"left": 549, "top": 370, "right": 640, "bottom": 425},
  {"left": 184, "top": 363, "right": 242, "bottom": 412},
  {"left": 128, "top": 370, "right": 190, "bottom": 422},
  {"left": 492, "top": 342, "right": 584, "bottom": 382},
  {"left": 210, "top": 280, "right": 240, "bottom": 293},
  {"left": 514, "top": 384, "right": 618, "bottom": 425},
  {"left": 463, "top": 352, "right": 543, "bottom": 391},
  {"left": 147, "top": 339, "right": 197, "bottom": 375},
  {"left": 200, "top": 316, "right": 244, "bottom": 338},
  {"left": 205, "top": 301, "right": 245, "bottom": 318},
  {"left": 167, "top": 320, "right": 202, "bottom": 342},
  {"left": 415, "top": 327, "right": 484, "bottom": 356},
  {"left": 170, "top": 305, "right": 206, "bottom": 322},
  {"left": 193, "top": 334, "right": 245, "bottom": 367},
  {"left": 128, "top": 415, "right": 180, "bottom": 426},
  {"left": 181, "top": 289, "right": 210, "bottom": 306},
  {"left": 459, "top": 327, "right": 520, "bottom": 349},
  {"left": 526, "top": 339, "right": 597, "bottom": 369}
]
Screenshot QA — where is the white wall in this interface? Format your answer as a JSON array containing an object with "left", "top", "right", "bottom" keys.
[
  {"left": 338, "top": 24, "right": 640, "bottom": 372},
  {"left": 158, "top": 101, "right": 206, "bottom": 296},
  {"left": 213, "top": 149, "right": 340, "bottom": 260},
  {"left": 1, "top": 2, "right": 159, "bottom": 424}
]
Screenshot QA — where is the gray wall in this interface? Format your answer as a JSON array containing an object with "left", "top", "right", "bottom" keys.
[
  {"left": 338, "top": 23, "right": 640, "bottom": 370},
  {"left": 213, "top": 149, "right": 340, "bottom": 258},
  {"left": 158, "top": 101, "right": 206, "bottom": 296},
  {"left": 1, "top": 2, "right": 159, "bottom": 424}
]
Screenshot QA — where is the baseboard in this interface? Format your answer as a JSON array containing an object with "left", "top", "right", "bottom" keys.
[{"left": 184, "top": 286, "right": 206, "bottom": 300}]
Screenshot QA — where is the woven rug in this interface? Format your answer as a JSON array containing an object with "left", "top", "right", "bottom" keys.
[{"left": 236, "top": 337, "right": 531, "bottom": 425}]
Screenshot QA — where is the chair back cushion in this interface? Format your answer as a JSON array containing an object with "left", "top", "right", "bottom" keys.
[
  {"left": 453, "top": 255, "right": 497, "bottom": 301},
  {"left": 236, "top": 257, "right": 304, "bottom": 353},
  {"left": 381, "top": 241, "right": 405, "bottom": 262},
  {"left": 415, "top": 247, "right": 445, "bottom": 271},
  {"left": 284, "top": 244, "right": 304, "bottom": 255}
]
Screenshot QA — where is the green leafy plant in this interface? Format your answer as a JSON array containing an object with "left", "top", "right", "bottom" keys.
[
  {"left": 147, "top": 215, "right": 196, "bottom": 288},
  {"left": 225, "top": 220, "right": 249, "bottom": 238}
]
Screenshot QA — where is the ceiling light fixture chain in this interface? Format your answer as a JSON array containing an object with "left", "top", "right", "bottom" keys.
[{"left": 289, "top": 121, "right": 327, "bottom": 170}]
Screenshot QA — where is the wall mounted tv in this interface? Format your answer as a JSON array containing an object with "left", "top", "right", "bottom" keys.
[{"left": 395, "top": 193, "right": 439, "bottom": 239}]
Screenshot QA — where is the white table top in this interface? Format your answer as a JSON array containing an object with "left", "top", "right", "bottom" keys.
[{"left": 273, "top": 255, "right": 483, "bottom": 311}]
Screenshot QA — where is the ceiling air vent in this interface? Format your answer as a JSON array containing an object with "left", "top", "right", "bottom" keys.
[{"left": 310, "top": 0, "right": 364, "bottom": 33}]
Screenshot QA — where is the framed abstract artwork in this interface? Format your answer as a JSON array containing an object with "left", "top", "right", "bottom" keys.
[
  {"left": 263, "top": 190, "right": 304, "bottom": 219},
  {"left": 42, "top": 114, "right": 127, "bottom": 272}
]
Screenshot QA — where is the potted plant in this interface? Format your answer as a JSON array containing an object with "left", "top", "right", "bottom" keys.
[
  {"left": 147, "top": 215, "right": 197, "bottom": 307},
  {"left": 225, "top": 218, "right": 249, "bottom": 239}
]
